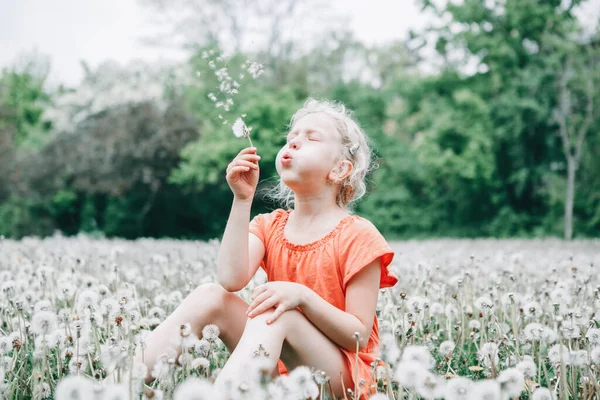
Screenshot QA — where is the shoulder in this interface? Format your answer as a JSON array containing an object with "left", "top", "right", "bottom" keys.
[
  {"left": 342, "top": 214, "right": 384, "bottom": 237},
  {"left": 251, "top": 208, "right": 289, "bottom": 228}
]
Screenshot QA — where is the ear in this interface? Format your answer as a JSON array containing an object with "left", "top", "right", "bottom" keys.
[{"left": 328, "top": 160, "right": 353, "bottom": 183}]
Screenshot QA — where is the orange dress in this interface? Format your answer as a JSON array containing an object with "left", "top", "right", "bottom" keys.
[{"left": 249, "top": 208, "right": 398, "bottom": 398}]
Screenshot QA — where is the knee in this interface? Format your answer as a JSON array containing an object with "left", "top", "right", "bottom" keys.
[
  {"left": 186, "top": 283, "right": 232, "bottom": 321},
  {"left": 250, "top": 307, "right": 304, "bottom": 333}
]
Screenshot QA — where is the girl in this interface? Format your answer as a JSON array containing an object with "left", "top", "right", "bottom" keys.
[{"left": 138, "top": 98, "right": 397, "bottom": 399}]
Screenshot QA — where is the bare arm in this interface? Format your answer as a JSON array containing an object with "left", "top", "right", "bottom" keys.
[
  {"left": 217, "top": 199, "right": 265, "bottom": 292},
  {"left": 219, "top": 147, "right": 264, "bottom": 292},
  {"left": 299, "top": 259, "right": 381, "bottom": 352}
]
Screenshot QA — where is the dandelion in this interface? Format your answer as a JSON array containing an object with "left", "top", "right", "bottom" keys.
[
  {"left": 31, "top": 310, "right": 58, "bottom": 336},
  {"left": 590, "top": 347, "right": 600, "bottom": 364},
  {"left": 548, "top": 344, "right": 570, "bottom": 364},
  {"left": 191, "top": 357, "right": 210, "bottom": 371},
  {"left": 466, "top": 379, "right": 501, "bottom": 400},
  {"left": 55, "top": 375, "right": 94, "bottom": 400},
  {"left": 173, "top": 377, "right": 223, "bottom": 400},
  {"left": 194, "top": 338, "right": 211, "bottom": 357},
  {"left": 401, "top": 345, "right": 435, "bottom": 369},
  {"left": 497, "top": 367, "right": 524, "bottom": 397},
  {"left": 232, "top": 117, "right": 253, "bottom": 147},
  {"left": 523, "top": 323, "right": 545, "bottom": 341},
  {"left": 569, "top": 349, "right": 588, "bottom": 366},
  {"left": 586, "top": 328, "right": 600, "bottom": 345},
  {"left": 445, "top": 376, "right": 473, "bottom": 400},
  {"left": 101, "top": 384, "right": 129, "bottom": 400},
  {"left": 478, "top": 342, "right": 499, "bottom": 369},
  {"left": 202, "top": 324, "right": 220, "bottom": 341},
  {"left": 290, "top": 366, "right": 319, "bottom": 399},
  {"left": 0, "top": 337, "right": 13, "bottom": 355},
  {"left": 474, "top": 296, "right": 494, "bottom": 313},
  {"left": 516, "top": 356, "right": 537, "bottom": 378},
  {"left": 394, "top": 361, "right": 428, "bottom": 389},
  {"left": 439, "top": 340, "right": 456, "bottom": 357},
  {"left": 531, "top": 387, "right": 554, "bottom": 400}
]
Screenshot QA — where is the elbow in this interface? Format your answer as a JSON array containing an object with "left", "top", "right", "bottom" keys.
[
  {"left": 346, "top": 328, "right": 371, "bottom": 352},
  {"left": 217, "top": 276, "right": 244, "bottom": 292},
  {"left": 219, "top": 280, "right": 243, "bottom": 293}
]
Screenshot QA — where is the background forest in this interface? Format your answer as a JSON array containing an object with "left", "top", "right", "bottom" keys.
[{"left": 1, "top": 0, "right": 599, "bottom": 240}]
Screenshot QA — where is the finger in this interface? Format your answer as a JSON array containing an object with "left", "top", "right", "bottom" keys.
[
  {"left": 251, "top": 284, "right": 268, "bottom": 300},
  {"left": 237, "top": 154, "right": 261, "bottom": 163},
  {"left": 248, "top": 296, "right": 278, "bottom": 318},
  {"left": 226, "top": 166, "right": 251, "bottom": 178},
  {"left": 237, "top": 147, "right": 257, "bottom": 156},
  {"left": 247, "top": 291, "right": 271, "bottom": 315},
  {"left": 231, "top": 160, "right": 259, "bottom": 170},
  {"left": 267, "top": 305, "right": 287, "bottom": 324}
]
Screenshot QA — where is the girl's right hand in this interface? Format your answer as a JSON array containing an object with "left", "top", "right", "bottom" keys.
[{"left": 226, "top": 147, "right": 261, "bottom": 201}]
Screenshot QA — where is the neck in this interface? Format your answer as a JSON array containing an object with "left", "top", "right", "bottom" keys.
[{"left": 291, "top": 191, "right": 346, "bottom": 220}]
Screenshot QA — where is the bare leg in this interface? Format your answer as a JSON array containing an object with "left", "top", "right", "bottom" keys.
[
  {"left": 214, "top": 307, "right": 353, "bottom": 397},
  {"left": 136, "top": 283, "right": 249, "bottom": 382}
]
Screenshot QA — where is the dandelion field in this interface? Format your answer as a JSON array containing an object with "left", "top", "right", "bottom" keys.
[{"left": 0, "top": 235, "right": 599, "bottom": 400}]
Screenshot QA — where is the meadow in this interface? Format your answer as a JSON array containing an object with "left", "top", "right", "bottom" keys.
[{"left": 0, "top": 235, "right": 598, "bottom": 399}]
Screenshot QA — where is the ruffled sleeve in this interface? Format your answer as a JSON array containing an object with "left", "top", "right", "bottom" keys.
[
  {"left": 249, "top": 209, "right": 285, "bottom": 247},
  {"left": 339, "top": 218, "right": 398, "bottom": 290},
  {"left": 249, "top": 213, "right": 266, "bottom": 243}
]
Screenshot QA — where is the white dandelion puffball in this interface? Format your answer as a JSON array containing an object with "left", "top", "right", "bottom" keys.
[
  {"left": 232, "top": 117, "right": 251, "bottom": 139},
  {"left": 202, "top": 324, "right": 220, "bottom": 341},
  {"left": 590, "top": 347, "right": 600, "bottom": 364},
  {"left": 394, "top": 361, "right": 429, "bottom": 389},
  {"left": 55, "top": 375, "right": 94, "bottom": 400},
  {"left": 401, "top": 345, "right": 435, "bottom": 369},
  {"left": 531, "top": 387, "right": 555, "bottom": 400},
  {"left": 32, "top": 311, "right": 58, "bottom": 336},
  {"left": 445, "top": 376, "right": 473, "bottom": 400},
  {"left": 467, "top": 379, "right": 501, "bottom": 400},
  {"left": 439, "top": 340, "right": 456, "bottom": 357},
  {"left": 101, "top": 384, "right": 129, "bottom": 400},
  {"left": 478, "top": 342, "right": 499, "bottom": 369},
  {"left": 174, "top": 377, "right": 224, "bottom": 400},
  {"left": 548, "top": 344, "right": 570, "bottom": 364},
  {"left": 497, "top": 367, "right": 525, "bottom": 397},
  {"left": 516, "top": 356, "right": 537, "bottom": 378}
]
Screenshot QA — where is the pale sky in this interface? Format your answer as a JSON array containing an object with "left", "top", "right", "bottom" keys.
[{"left": 1, "top": 0, "right": 598, "bottom": 87}]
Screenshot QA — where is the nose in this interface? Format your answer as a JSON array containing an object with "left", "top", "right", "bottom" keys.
[{"left": 288, "top": 138, "right": 300, "bottom": 150}]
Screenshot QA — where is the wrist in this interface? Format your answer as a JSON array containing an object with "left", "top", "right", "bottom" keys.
[
  {"left": 233, "top": 196, "right": 253, "bottom": 206},
  {"left": 299, "top": 285, "right": 312, "bottom": 308}
]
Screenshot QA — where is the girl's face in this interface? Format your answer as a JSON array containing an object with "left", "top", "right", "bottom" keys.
[{"left": 276, "top": 112, "right": 348, "bottom": 190}]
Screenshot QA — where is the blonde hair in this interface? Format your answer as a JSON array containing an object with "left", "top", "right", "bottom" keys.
[{"left": 262, "top": 98, "right": 375, "bottom": 210}]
